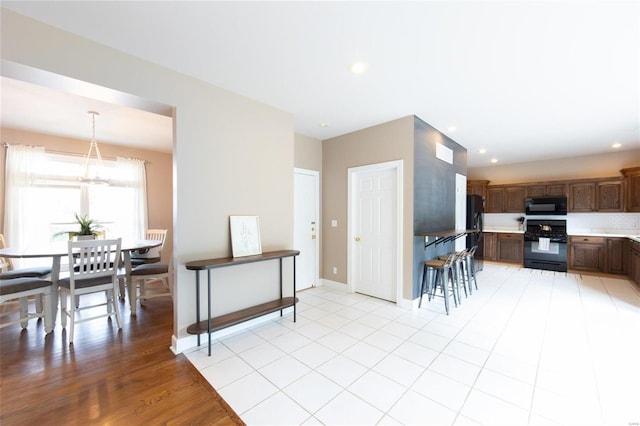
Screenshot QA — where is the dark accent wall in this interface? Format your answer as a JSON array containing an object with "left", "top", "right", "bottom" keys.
[{"left": 412, "top": 116, "right": 467, "bottom": 298}]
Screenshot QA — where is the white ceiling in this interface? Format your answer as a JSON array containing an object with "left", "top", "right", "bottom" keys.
[{"left": 2, "top": 1, "right": 639, "bottom": 167}]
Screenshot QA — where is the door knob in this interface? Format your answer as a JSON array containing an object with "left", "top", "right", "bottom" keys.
[{"left": 355, "top": 236, "right": 361, "bottom": 242}]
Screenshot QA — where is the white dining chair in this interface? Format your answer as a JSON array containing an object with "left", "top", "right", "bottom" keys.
[
  {"left": 130, "top": 229, "right": 167, "bottom": 266},
  {"left": 127, "top": 257, "right": 173, "bottom": 316},
  {"left": 0, "top": 277, "right": 54, "bottom": 333},
  {"left": 58, "top": 238, "right": 122, "bottom": 344},
  {"left": 0, "top": 234, "right": 52, "bottom": 280}
]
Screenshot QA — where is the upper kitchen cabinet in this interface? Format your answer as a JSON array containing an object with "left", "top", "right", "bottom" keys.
[
  {"left": 596, "top": 179, "right": 624, "bottom": 212},
  {"left": 467, "top": 180, "right": 489, "bottom": 199},
  {"left": 526, "top": 183, "right": 567, "bottom": 197},
  {"left": 569, "top": 182, "right": 596, "bottom": 212},
  {"left": 486, "top": 187, "right": 505, "bottom": 213},
  {"left": 504, "top": 187, "right": 526, "bottom": 212},
  {"left": 622, "top": 167, "right": 640, "bottom": 212},
  {"left": 486, "top": 186, "right": 525, "bottom": 213}
]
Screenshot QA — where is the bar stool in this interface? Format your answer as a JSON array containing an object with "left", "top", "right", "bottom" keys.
[
  {"left": 439, "top": 249, "right": 469, "bottom": 300},
  {"left": 462, "top": 245, "right": 479, "bottom": 292},
  {"left": 419, "top": 252, "right": 459, "bottom": 314}
]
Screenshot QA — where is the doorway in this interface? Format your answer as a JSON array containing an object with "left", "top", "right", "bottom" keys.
[
  {"left": 293, "top": 168, "right": 320, "bottom": 291},
  {"left": 348, "top": 160, "right": 403, "bottom": 302}
]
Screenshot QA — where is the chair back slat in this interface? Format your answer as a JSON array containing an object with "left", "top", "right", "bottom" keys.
[{"left": 68, "top": 238, "right": 122, "bottom": 285}]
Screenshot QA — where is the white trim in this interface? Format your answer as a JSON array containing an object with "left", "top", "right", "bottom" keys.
[
  {"left": 347, "top": 160, "right": 404, "bottom": 304},
  {"left": 319, "top": 278, "right": 350, "bottom": 291},
  {"left": 293, "top": 167, "right": 320, "bottom": 289}
]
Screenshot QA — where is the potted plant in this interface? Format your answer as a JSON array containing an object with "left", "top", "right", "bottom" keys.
[{"left": 55, "top": 213, "right": 103, "bottom": 240}]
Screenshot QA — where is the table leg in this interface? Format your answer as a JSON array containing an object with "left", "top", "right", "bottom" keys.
[
  {"left": 207, "top": 269, "right": 212, "bottom": 356},
  {"left": 124, "top": 250, "right": 136, "bottom": 316},
  {"left": 50, "top": 256, "right": 60, "bottom": 330}
]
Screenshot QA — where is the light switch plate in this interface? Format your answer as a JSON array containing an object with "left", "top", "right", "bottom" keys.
[{"left": 331, "top": 220, "right": 337, "bottom": 227}]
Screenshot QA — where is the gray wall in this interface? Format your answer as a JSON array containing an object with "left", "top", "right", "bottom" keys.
[{"left": 412, "top": 116, "right": 467, "bottom": 298}]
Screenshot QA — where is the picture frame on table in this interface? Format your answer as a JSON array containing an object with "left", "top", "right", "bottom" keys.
[{"left": 229, "top": 215, "right": 262, "bottom": 257}]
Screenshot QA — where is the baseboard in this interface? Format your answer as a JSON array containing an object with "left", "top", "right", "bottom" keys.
[
  {"left": 397, "top": 296, "right": 419, "bottom": 310},
  {"left": 319, "top": 278, "right": 348, "bottom": 290}
]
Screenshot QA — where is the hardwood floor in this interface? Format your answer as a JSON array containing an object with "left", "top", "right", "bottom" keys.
[{"left": 0, "top": 294, "right": 244, "bottom": 425}]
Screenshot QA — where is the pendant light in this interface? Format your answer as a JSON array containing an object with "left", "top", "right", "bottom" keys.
[{"left": 79, "top": 111, "right": 110, "bottom": 185}]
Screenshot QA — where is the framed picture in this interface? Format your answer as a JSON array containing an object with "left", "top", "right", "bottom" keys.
[{"left": 229, "top": 215, "right": 262, "bottom": 257}]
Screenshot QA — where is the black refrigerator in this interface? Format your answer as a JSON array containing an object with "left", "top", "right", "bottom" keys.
[{"left": 466, "top": 194, "right": 484, "bottom": 271}]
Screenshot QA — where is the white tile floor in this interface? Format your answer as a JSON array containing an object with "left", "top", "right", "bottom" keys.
[{"left": 186, "top": 264, "right": 640, "bottom": 425}]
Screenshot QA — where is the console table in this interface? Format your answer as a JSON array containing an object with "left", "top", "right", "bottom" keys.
[{"left": 185, "top": 250, "right": 300, "bottom": 355}]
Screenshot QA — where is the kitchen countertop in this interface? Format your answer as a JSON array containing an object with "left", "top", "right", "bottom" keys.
[
  {"left": 484, "top": 228, "right": 640, "bottom": 243},
  {"left": 484, "top": 228, "right": 524, "bottom": 234},
  {"left": 568, "top": 232, "right": 640, "bottom": 243}
]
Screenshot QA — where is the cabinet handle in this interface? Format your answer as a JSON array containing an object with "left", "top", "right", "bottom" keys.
[{"left": 583, "top": 238, "right": 589, "bottom": 241}]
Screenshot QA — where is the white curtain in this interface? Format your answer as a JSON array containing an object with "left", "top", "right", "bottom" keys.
[
  {"left": 116, "top": 157, "right": 148, "bottom": 239},
  {"left": 3, "top": 144, "right": 48, "bottom": 267}
]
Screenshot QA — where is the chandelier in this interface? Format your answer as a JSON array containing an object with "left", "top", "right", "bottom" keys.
[{"left": 79, "top": 111, "right": 110, "bottom": 185}]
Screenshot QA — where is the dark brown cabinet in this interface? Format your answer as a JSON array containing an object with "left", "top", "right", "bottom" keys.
[
  {"left": 628, "top": 240, "right": 640, "bottom": 287},
  {"left": 596, "top": 180, "right": 624, "bottom": 212},
  {"left": 486, "top": 187, "right": 505, "bottom": 213},
  {"left": 504, "top": 187, "right": 525, "bottom": 212},
  {"left": 483, "top": 232, "right": 497, "bottom": 261},
  {"left": 481, "top": 170, "right": 638, "bottom": 213},
  {"left": 569, "top": 236, "right": 605, "bottom": 272},
  {"left": 497, "top": 233, "right": 523, "bottom": 264},
  {"left": 486, "top": 187, "right": 525, "bottom": 213},
  {"left": 622, "top": 167, "right": 640, "bottom": 212},
  {"left": 526, "top": 184, "right": 567, "bottom": 197},
  {"left": 605, "top": 238, "right": 627, "bottom": 275},
  {"left": 467, "top": 180, "right": 489, "bottom": 199},
  {"left": 569, "top": 183, "right": 596, "bottom": 212}
]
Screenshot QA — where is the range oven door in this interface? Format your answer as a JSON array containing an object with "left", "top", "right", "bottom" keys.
[{"left": 524, "top": 239, "right": 567, "bottom": 272}]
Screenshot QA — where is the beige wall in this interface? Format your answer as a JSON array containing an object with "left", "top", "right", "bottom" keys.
[
  {"left": 322, "top": 116, "right": 415, "bottom": 300},
  {"left": 294, "top": 133, "right": 323, "bottom": 281},
  {"left": 294, "top": 133, "right": 322, "bottom": 172},
  {"left": 468, "top": 149, "right": 640, "bottom": 184},
  {"left": 2, "top": 9, "right": 294, "bottom": 352},
  {"left": 0, "top": 127, "right": 173, "bottom": 260}
]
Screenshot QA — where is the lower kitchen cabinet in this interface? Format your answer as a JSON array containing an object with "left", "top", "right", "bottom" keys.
[
  {"left": 483, "top": 232, "right": 497, "bottom": 261},
  {"left": 497, "top": 233, "right": 523, "bottom": 264},
  {"left": 569, "top": 236, "right": 629, "bottom": 275},
  {"left": 605, "top": 238, "right": 627, "bottom": 275},
  {"left": 629, "top": 240, "right": 640, "bottom": 287},
  {"left": 569, "top": 236, "right": 606, "bottom": 272}
]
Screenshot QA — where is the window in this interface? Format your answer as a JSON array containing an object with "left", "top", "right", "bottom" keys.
[{"left": 4, "top": 145, "right": 148, "bottom": 259}]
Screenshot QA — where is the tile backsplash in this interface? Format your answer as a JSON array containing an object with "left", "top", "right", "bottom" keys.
[{"left": 484, "top": 212, "right": 640, "bottom": 235}]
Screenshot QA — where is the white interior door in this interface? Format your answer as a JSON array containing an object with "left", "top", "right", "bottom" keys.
[
  {"left": 349, "top": 163, "right": 400, "bottom": 302},
  {"left": 294, "top": 168, "right": 319, "bottom": 291}
]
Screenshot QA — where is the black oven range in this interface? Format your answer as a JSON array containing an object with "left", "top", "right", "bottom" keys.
[{"left": 524, "top": 219, "right": 567, "bottom": 272}]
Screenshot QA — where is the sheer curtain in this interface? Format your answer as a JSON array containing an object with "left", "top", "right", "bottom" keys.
[
  {"left": 3, "top": 144, "right": 48, "bottom": 267},
  {"left": 116, "top": 157, "right": 148, "bottom": 239}
]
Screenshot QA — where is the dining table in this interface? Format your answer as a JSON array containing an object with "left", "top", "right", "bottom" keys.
[{"left": 0, "top": 238, "right": 162, "bottom": 330}]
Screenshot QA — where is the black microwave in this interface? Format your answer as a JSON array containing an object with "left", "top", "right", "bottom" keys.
[{"left": 525, "top": 197, "right": 567, "bottom": 216}]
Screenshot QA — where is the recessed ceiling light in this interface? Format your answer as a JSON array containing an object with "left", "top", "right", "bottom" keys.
[
  {"left": 491, "top": 158, "right": 498, "bottom": 164},
  {"left": 478, "top": 148, "right": 487, "bottom": 154},
  {"left": 319, "top": 122, "right": 330, "bottom": 128},
  {"left": 348, "top": 62, "right": 368, "bottom": 75},
  {"left": 612, "top": 142, "right": 622, "bottom": 148},
  {"left": 447, "top": 126, "right": 457, "bottom": 132}
]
